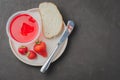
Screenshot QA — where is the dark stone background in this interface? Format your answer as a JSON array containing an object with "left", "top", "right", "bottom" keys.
[{"left": 0, "top": 0, "right": 120, "bottom": 80}]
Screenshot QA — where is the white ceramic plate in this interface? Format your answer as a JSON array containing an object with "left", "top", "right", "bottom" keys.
[{"left": 9, "top": 8, "right": 68, "bottom": 66}]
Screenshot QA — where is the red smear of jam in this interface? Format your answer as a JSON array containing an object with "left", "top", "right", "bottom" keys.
[
  {"left": 10, "top": 14, "right": 39, "bottom": 43},
  {"left": 21, "top": 23, "right": 34, "bottom": 36}
]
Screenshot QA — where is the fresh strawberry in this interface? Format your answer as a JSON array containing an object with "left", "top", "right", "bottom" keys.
[
  {"left": 34, "top": 41, "right": 47, "bottom": 57},
  {"left": 18, "top": 46, "right": 28, "bottom": 55},
  {"left": 34, "top": 41, "right": 46, "bottom": 52},
  {"left": 27, "top": 50, "right": 37, "bottom": 59}
]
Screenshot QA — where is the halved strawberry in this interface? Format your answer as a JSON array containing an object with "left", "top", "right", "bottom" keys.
[
  {"left": 18, "top": 46, "right": 28, "bottom": 55},
  {"left": 27, "top": 50, "right": 37, "bottom": 59}
]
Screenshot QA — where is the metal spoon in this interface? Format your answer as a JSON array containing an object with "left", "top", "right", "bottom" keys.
[{"left": 40, "top": 20, "right": 75, "bottom": 73}]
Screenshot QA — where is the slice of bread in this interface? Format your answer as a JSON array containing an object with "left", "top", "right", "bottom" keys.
[{"left": 39, "top": 2, "right": 63, "bottom": 38}]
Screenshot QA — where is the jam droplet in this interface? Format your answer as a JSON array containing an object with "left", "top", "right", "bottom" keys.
[{"left": 29, "top": 17, "right": 35, "bottom": 23}]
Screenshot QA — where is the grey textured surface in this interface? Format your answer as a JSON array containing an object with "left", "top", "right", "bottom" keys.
[{"left": 0, "top": 0, "right": 120, "bottom": 80}]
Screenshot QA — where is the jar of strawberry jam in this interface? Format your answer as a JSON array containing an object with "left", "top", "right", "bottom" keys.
[{"left": 6, "top": 11, "right": 41, "bottom": 45}]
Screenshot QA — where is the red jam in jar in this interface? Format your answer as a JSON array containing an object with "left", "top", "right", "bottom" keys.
[{"left": 10, "top": 14, "right": 39, "bottom": 43}]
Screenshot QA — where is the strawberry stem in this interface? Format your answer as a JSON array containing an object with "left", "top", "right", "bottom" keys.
[
  {"left": 35, "top": 40, "right": 41, "bottom": 44},
  {"left": 26, "top": 52, "right": 30, "bottom": 56},
  {"left": 20, "top": 46, "right": 25, "bottom": 48}
]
